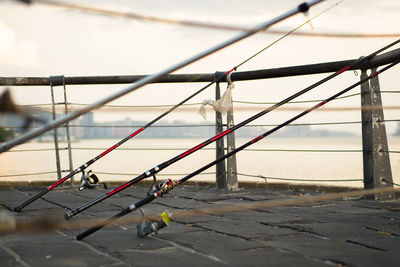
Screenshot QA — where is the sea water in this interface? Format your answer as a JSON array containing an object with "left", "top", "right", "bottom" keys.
[{"left": 1, "top": 137, "right": 399, "bottom": 188}]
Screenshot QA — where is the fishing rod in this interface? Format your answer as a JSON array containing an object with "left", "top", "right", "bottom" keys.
[
  {"left": 76, "top": 58, "right": 400, "bottom": 240},
  {"left": 12, "top": 0, "right": 324, "bottom": 212},
  {"left": 13, "top": 71, "right": 229, "bottom": 212},
  {"left": 65, "top": 39, "right": 400, "bottom": 220},
  {"left": 1, "top": 1, "right": 324, "bottom": 155}
]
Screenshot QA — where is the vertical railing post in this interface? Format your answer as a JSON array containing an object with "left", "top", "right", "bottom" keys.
[
  {"left": 226, "top": 89, "right": 238, "bottom": 191},
  {"left": 50, "top": 76, "right": 62, "bottom": 180},
  {"left": 369, "top": 67, "right": 394, "bottom": 199},
  {"left": 62, "top": 77, "right": 74, "bottom": 186},
  {"left": 360, "top": 70, "right": 373, "bottom": 189},
  {"left": 360, "top": 69, "right": 394, "bottom": 200},
  {"left": 215, "top": 75, "right": 227, "bottom": 189}
]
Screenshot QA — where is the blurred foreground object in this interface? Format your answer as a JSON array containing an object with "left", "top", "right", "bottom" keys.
[{"left": 0, "top": 89, "right": 47, "bottom": 131}]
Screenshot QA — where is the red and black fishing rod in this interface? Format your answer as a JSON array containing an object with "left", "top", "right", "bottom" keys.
[
  {"left": 13, "top": 0, "right": 324, "bottom": 212},
  {"left": 76, "top": 58, "right": 400, "bottom": 240},
  {"left": 13, "top": 70, "right": 234, "bottom": 213},
  {"left": 66, "top": 39, "right": 400, "bottom": 220}
]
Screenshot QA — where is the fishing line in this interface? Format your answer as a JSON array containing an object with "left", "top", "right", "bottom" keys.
[
  {"left": 39, "top": 104, "right": 400, "bottom": 113},
  {"left": 13, "top": 0, "right": 328, "bottom": 211},
  {"left": 234, "top": 0, "right": 343, "bottom": 69},
  {"left": 181, "top": 171, "right": 228, "bottom": 210},
  {"left": 23, "top": 0, "right": 399, "bottom": 38}
]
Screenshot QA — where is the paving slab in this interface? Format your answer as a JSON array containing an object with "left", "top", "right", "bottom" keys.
[
  {"left": 0, "top": 245, "right": 25, "bottom": 267},
  {"left": 1, "top": 185, "right": 400, "bottom": 267},
  {"left": 193, "top": 217, "right": 272, "bottom": 239},
  {"left": 116, "top": 245, "right": 224, "bottom": 267},
  {"left": 266, "top": 234, "right": 396, "bottom": 266},
  {"left": 1, "top": 233, "right": 126, "bottom": 267}
]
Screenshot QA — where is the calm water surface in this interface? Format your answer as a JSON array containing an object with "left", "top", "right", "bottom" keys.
[{"left": 1, "top": 137, "right": 399, "bottom": 188}]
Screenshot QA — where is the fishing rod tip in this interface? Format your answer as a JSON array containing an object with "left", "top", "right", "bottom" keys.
[{"left": 14, "top": 0, "right": 32, "bottom": 5}]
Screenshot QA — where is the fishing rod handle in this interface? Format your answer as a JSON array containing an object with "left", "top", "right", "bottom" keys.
[
  {"left": 77, "top": 194, "right": 156, "bottom": 240},
  {"left": 13, "top": 187, "right": 49, "bottom": 212},
  {"left": 76, "top": 207, "right": 132, "bottom": 240},
  {"left": 13, "top": 164, "right": 88, "bottom": 211}
]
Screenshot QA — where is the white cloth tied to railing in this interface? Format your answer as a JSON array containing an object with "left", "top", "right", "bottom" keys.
[{"left": 199, "top": 79, "right": 234, "bottom": 119}]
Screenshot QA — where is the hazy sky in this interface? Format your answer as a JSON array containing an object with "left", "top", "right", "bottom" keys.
[{"left": 0, "top": 0, "right": 399, "bottom": 134}]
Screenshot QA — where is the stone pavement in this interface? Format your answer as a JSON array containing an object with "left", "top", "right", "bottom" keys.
[{"left": 0, "top": 184, "right": 400, "bottom": 266}]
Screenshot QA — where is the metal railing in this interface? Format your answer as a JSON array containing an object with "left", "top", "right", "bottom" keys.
[{"left": 1, "top": 47, "right": 400, "bottom": 199}]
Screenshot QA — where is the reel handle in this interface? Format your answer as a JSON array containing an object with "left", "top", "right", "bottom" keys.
[{"left": 78, "top": 170, "right": 106, "bottom": 191}]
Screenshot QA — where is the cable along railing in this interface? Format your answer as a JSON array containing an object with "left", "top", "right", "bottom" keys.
[{"left": 1, "top": 47, "right": 400, "bottom": 200}]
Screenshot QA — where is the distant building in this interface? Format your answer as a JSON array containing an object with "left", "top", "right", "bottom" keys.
[
  {"left": 2, "top": 110, "right": 357, "bottom": 140},
  {"left": 395, "top": 122, "right": 400, "bottom": 136},
  {"left": 65, "top": 114, "right": 356, "bottom": 139}
]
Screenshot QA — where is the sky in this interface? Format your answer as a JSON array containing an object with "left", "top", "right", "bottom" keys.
[{"left": 0, "top": 0, "right": 399, "bottom": 135}]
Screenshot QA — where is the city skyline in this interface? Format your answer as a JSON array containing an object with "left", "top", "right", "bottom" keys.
[{"left": 1, "top": 0, "right": 399, "bottom": 137}]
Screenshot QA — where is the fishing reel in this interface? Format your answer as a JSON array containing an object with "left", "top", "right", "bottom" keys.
[
  {"left": 147, "top": 175, "right": 177, "bottom": 197},
  {"left": 137, "top": 209, "right": 171, "bottom": 238},
  {"left": 78, "top": 170, "right": 108, "bottom": 191}
]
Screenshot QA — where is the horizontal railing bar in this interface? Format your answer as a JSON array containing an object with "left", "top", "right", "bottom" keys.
[
  {"left": 0, "top": 171, "right": 57, "bottom": 178},
  {"left": 8, "top": 118, "right": 400, "bottom": 130},
  {"left": 1, "top": 48, "right": 399, "bottom": 86},
  {"left": 236, "top": 172, "right": 363, "bottom": 182},
  {"left": 22, "top": 90, "right": 369, "bottom": 108},
  {"left": 0, "top": 120, "right": 375, "bottom": 129},
  {"left": 95, "top": 172, "right": 215, "bottom": 176},
  {"left": 10, "top": 147, "right": 395, "bottom": 153},
  {"left": 70, "top": 147, "right": 215, "bottom": 151}
]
